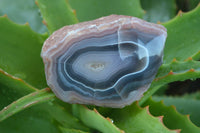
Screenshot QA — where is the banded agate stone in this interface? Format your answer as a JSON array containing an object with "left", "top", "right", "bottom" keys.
[{"left": 41, "top": 15, "right": 167, "bottom": 108}]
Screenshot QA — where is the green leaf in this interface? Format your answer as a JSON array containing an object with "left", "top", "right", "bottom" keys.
[
  {"left": 72, "top": 104, "right": 123, "bottom": 133},
  {"left": 0, "top": 103, "right": 60, "bottom": 133},
  {"left": 0, "top": 0, "right": 47, "bottom": 33},
  {"left": 0, "top": 68, "right": 37, "bottom": 110},
  {"left": 69, "top": 0, "right": 144, "bottom": 22},
  {"left": 141, "top": 0, "right": 176, "bottom": 23},
  {"left": 36, "top": 0, "right": 78, "bottom": 34},
  {"left": 153, "top": 95, "right": 200, "bottom": 127},
  {"left": 154, "top": 60, "right": 200, "bottom": 86},
  {"left": 163, "top": 4, "right": 200, "bottom": 63},
  {"left": 0, "top": 16, "right": 48, "bottom": 89},
  {"left": 109, "top": 102, "right": 177, "bottom": 133},
  {"left": 0, "top": 88, "right": 55, "bottom": 121},
  {"left": 143, "top": 97, "right": 200, "bottom": 133},
  {"left": 140, "top": 60, "right": 200, "bottom": 105},
  {"left": 48, "top": 102, "right": 89, "bottom": 131},
  {"left": 0, "top": 88, "right": 89, "bottom": 132}
]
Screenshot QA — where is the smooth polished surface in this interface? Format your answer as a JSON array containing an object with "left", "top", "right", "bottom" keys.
[{"left": 41, "top": 15, "right": 167, "bottom": 108}]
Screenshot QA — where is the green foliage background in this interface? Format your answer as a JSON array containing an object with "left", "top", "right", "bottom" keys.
[{"left": 0, "top": 0, "right": 200, "bottom": 133}]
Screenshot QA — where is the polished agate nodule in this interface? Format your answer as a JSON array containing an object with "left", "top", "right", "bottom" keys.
[{"left": 41, "top": 15, "right": 167, "bottom": 108}]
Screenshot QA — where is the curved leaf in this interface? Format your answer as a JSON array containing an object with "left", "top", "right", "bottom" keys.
[
  {"left": 0, "top": 16, "right": 48, "bottom": 88},
  {"left": 153, "top": 95, "right": 200, "bottom": 127},
  {"left": 0, "top": 88, "right": 55, "bottom": 121},
  {"left": 36, "top": 0, "right": 78, "bottom": 33},
  {"left": 109, "top": 102, "right": 178, "bottom": 133},
  {"left": 72, "top": 104, "right": 124, "bottom": 133},
  {"left": 69, "top": 0, "right": 144, "bottom": 22},
  {"left": 0, "top": 0, "right": 47, "bottom": 33},
  {"left": 163, "top": 4, "right": 200, "bottom": 63}
]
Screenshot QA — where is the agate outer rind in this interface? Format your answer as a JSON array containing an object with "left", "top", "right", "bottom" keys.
[{"left": 41, "top": 15, "right": 167, "bottom": 108}]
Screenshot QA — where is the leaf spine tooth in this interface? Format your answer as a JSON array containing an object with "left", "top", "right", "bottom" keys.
[
  {"left": 185, "top": 57, "right": 193, "bottom": 61},
  {"left": 172, "top": 58, "right": 178, "bottom": 63},
  {"left": 158, "top": 115, "right": 164, "bottom": 123},
  {"left": 25, "top": 22, "right": 29, "bottom": 26},
  {"left": 35, "top": 1, "right": 39, "bottom": 6},
  {"left": 157, "top": 21, "right": 161, "bottom": 24},
  {"left": 3, "top": 14, "right": 8, "bottom": 18},
  {"left": 72, "top": 9, "right": 76, "bottom": 16},
  {"left": 106, "top": 117, "right": 113, "bottom": 123},
  {"left": 168, "top": 70, "right": 174, "bottom": 75},
  {"left": 177, "top": 10, "right": 183, "bottom": 17},
  {"left": 42, "top": 20, "right": 47, "bottom": 26},
  {"left": 188, "top": 68, "right": 195, "bottom": 72},
  {"left": 45, "top": 87, "right": 51, "bottom": 91},
  {"left": 93, "top": 108, "right": 99, "bottom": 114}
]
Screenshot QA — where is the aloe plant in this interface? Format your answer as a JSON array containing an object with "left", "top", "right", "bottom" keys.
[{"left": 0, "top": 0, "right": 200, "bottom": 133}]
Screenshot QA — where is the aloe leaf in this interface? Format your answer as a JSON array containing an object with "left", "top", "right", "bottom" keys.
[
  {"left": 0, "top": 0, "right": 47, "bottom": 33},
  {"left": 140, "top": 59, "right": 200, "bottom": 105},
  {"left": 68, "top": 0, "right": 144, "bottom": 22},
  {"left": 0, "top": 68, "right": 37, "bottom": 110},
  {"left": 72, "top": 104, "right": 124, "bottom": 133},
  {"left": 0, "top": 103, "right": 60, "bottom": 133},
  {"left": 163, "top": 4, "right": 200, "bottom": 63},
  {"left": 144, "top": 97, "right": 200, "bottom": 133},
  {"left": 109, "top": 102, "right": 178, "bottom": 133},
  {"left": 36, "top": 0, "right": 78, "bottom": 34},
  {"left": 141, "top": 0, "right": 176, "bottom": 23},
  {"left": 0, "top": 88, "right": 55, "bottom": 121},
  {"left": 153, "top": 95, "right": 200, "bottom": 127},
  {"left": 47, "top": 102, "right": 89, "bottom": 131},
  {"left": 0, "top": 16, "right": 48, "bottom": 89}
]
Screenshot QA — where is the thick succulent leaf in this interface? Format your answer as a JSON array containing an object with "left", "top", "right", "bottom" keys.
[
  {"left": 0, "top": 103, "right": 60, "bottom": 133},
  {"left": 143, "top": 97, "right": 200, "bottom": 133},
  {"left": 36, "top": 0, "right": 78, "bottom": 33},
  {"left": 140, "top": 60, "right": 200, "bottom": 105},
  {"left": 72, "top": 104, "right": 124, "bottom": 133},
  {"left": 153, "top": 96, "right": 200, "bottom": 127},
  {"left": 0, "top": 16, "right": 48, "bottom": 89},
  {"left": 0, "top": 0, "right": 47, "bottom": 33},
  {"left": 0, "top": 88, "right": 55, "bottom": 121},
  {"left": 163, "top": 4, "right": 200, "bottom": 63},
  {"left": 141, "top": 0, "right": 176, "bottom": 23},
  {"left": 108, "top": 102, "right": 177, "bottom": 133},
  {"left": 154, "top": 60, "right": 200, "bottom": 86},
  {"left": 0, "top": 89, "right": 89, "bottom": 132},
  {"left": 47, "top": 102, "right": 89, "bottom": 131},
  {"left": 0, "top": 68, "right": 36, "bottom": 110},
  {"left": 68, "top": 0, "right": 144, "bottom": 22}
]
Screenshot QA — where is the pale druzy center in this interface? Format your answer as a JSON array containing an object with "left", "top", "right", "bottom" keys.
[{"left": 86, "top": 62, "right": 105, "bottom": 72}]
